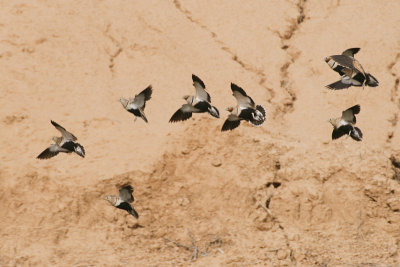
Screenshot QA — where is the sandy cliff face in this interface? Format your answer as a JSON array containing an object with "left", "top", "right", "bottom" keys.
[{"left": 1, "top": 0, "right": 400, "bottom": 266}]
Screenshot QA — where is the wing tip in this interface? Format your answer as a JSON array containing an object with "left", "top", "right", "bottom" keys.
[
  {"left": 192, "top": 74, "right": 205, "bottom": 88},
  {"left": 169, "top": 109, "right": 192, "bottom": 123}
]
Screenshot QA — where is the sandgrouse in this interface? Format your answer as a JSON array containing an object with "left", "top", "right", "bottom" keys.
[
  {"left": 37, "top": 120, "right": 85, "bottom": 159},
  {"left": 119, "top": 85, "right": 153, "bottom": 123},
  {"left": 169, "top": 74, "right": 220, "bottom": 122},
  {"left": 325, "top": 48, "right": 378, "bottom": 90},
  {"left": 329, "top": 104, "right": 363, "bottom": 141},
  {"left": 221, "top": 83, "right": 266, "bottom": 131},
  {"left": 105, "top": 185, "right": 139, "bottom": 219}
]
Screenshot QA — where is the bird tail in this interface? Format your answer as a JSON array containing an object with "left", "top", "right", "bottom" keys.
[
  {"left": 366, "top": 73, "right": 379, "bottom": 87},
  {"left": 139, "top": 109, "right": 148, "bottom": 123},
  {"left": 249, "top": 105, "right": 266, "bottom": 126},
  {"left": 350, "top": 127, "right": 363, "bottom": 141},
  {"left": 208, "top": 105, "right": 220, "bottom": 118},
  {"left": 129, "top": 207, "right": 139, "bottom": 219},
  {"left": 74, "top": 143, "right": 85, "bottom": 158}
]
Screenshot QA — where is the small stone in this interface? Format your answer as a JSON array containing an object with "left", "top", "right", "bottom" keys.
[
  {"left": 387, "top": 198, "right": 400, "bottom": 212},
  {"left": 181, "top": 149, "right": 190, "bottom": 155},
  {"left": 177, "top": 197, "right": 190, "bottom": 206},
  {"left": 277, "top": 249, "right": 287, "bottom": 260},
  {"left": 212, "top": 160, "right": 222, "bottom": 167}
]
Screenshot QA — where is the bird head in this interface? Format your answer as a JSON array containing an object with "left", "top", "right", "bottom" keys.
[
  {"left": 328, "top": 118, "right": 336, "bottom": 127},
  {"left": 119, "top": 98, "right": 129, "bottom": 107},
  {"left": 104, "top": 195, "right": 118, "bottom": 206},
  {"left": 324, "top": 57, "right": 331, "bottom": 63},
  {"left": 226, "top": 106, "right": 234, "bottom": 112},
  {"left": 182, "top": 95, "right": 190, "bottom": 101}
]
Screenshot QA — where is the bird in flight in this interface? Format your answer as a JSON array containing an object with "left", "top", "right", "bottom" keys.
[
  {"left": 325, "top": 48, "right": 378, "bottom": 90},
  {"left": 169, "top": 74, "right": 220, "bottom": 122},
  {"left": 37, "top": 120, "right": 85, "bottom": 159},
  {"left": 329, "top": 104, "right": 363, "bottom": 141},
  {"left": 221, "top": 83, "right": 266, "bottom": 131},
  {"left": 119, "top": 85, "right": 153, "bottom": 123},
  {"left": 105, "top": 184, "right": 139, "bottom": 219}
]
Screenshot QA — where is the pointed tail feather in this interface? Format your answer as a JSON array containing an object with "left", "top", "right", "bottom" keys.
[
  {"left": 350, "top": 127, "right": 363, "bottom": 141},
  {"left": 208, "top": 105, "right": 220, "bottom": 118},
  {"left": 129, "top": 206, "right": 139, "bottom": 219},
  {"left": 74, "top": 143, "right": 85, "bottom": 158},
  {"left": 366, "top": 73, "right": 379, "bottom": 87},
  {"left": 139, "top": 109, "right": 148, "bottom": 123}
]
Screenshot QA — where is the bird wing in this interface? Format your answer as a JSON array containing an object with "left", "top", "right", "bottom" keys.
[
  {"left": 117, "top": 202, "right": 139, "bottom": 218},
  {"left": 329, "top": 55, "right": 365, "bottom": 76},
  {"left": 231, "top": 83, "right": 255, "bottom": 108},
  {"left": 119, "top": 185, "right": 134, "bottom": 203},
  {"left": 36, "top": 144, "right": 66, "bottom": 159},
  {"left": 332, "top": 125, "right": 353, "bottom": 140},
  {"left": 342, "top": 105, "right": 360, "bottom": 123},
  {"left": 221, "top": 116, "right": 241, "bottom": 131},
  {"left": 192, "top": 74, "right": 211, "bottom": 102},
  {"left": 169, "top": 104, "right": 194, "bottom": 123},
  {"left": 132, "top": 85, "right": 153, "bottom": 109},
  {"left": 341, "top": 48, "right": 360, "bottom": 57},
  {"left": 325, "top": 80, "right": 352, "bottom": 90},
  {"left": 51, "top": 120, "right": 77, "bottom": 141}
]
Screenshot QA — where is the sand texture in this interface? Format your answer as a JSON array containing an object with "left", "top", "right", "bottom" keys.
[{"left": 1, "top": 0, "right": 400, "bottom": 266}]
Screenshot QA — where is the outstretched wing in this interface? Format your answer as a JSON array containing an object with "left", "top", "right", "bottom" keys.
[
  {"left": 332, "top": 125, "right": 353, "bottom": 140},
  {"left": 221, "top": 117, "right": 241, "bottom": 131},
  {"left": 231, "top": 83, "right": 255, "bottom": 108},
  {"left": 169, "top": 104, "right": 193, "bottom": 122},
  {"left": 341, "top": 48, "right": 360, "bottom": 57},
  {"left": 326, "top": 80, "right": 352, "bottom": 90},
  {"left": 133, "top": 85, "right": 153, "bottom": 109},
  {"left": 342, "top": 104, "right": 360, "bottom": 123},
  {"left": 192, "top": 74, "right": 211, "bottom": 102},
  {"left": 117, "top": 202, "right": 139, "bottom": 219},
  {"left": 329, "top": 55, "right": 365, "bottom": 76},
  {"left": 51, "top": 120, "right": 77, "bottom": 141},
  {"left": 37, "top": 145, "right": 61, "bottom": 159},
  {"left": 119, "top": 185, "right": 134, "bottom": 203}
]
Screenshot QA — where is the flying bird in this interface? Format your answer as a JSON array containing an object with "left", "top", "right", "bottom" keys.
[
  {"left": 37, "top": 120, "right": 85, "bottom": 159},
  {"left": 105, "top": 185, "right": 139, "bottom": 219},
  {"left": 329, "top": 104, "right": 363, "bottom": 141},
  {"left": 119, "top": 85, "right": 153, "bottom": 123},
  {"left": 169, "top": 74, "right": 220, "bottom": 122},
  {"left": 221, "top": 83, "right": 266, "bottom": 131},
  {"left": 325, "top": 47, "right": 379, "bottom": 90}
]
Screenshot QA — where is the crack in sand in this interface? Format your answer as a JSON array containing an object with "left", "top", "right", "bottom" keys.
[
  {"left": 259, "top": 202, "right": 297, "bottom": 264},
  {"left": 386, "top": 53, "right": 400, "bottom": 142},
  {"left": 269, "top": 0, "right": 308, "bottom": 116},
  {"left": 172, "top": 0, "right": 275, "bottom": 102},
  {"left": 103, "top": 24, "right": 124, "bottom": 76}
]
